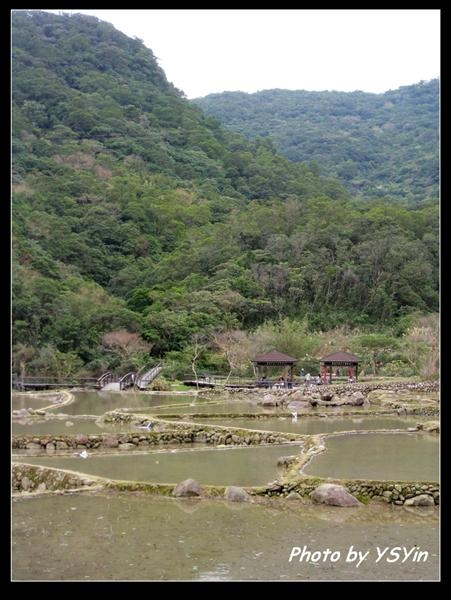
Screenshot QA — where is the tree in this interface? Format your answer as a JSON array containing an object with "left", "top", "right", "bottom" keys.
[
  {"left": 213, "top": 329, "right": 253, "bottom": 383},
  {"left": 352, "top": 334, "right": 400, "bottom": 375},
  {"left": 101, "top": 330, "right": 152, "bottom": 369},
  {"left": 186, "top": 333, "right": 210, "bottom": 389}
]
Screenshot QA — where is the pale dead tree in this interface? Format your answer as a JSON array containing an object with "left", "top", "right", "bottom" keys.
[
  {"left": 189, "top": 333, "right": 210, "bottom": 390},
  {"left": 101, "top": 330, "right": 152, "bottom": 360},
  {"left": 213, "top": 330, "right": 254, "bottom": 384}
]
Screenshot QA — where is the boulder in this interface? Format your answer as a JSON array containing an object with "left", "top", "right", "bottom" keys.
[
  {"left": 74, "top": 434, "right": 89, "bottom": 445},
  {"left": 103, "top": 436, "right": 119, "bottom": 448},
  {"left": 321, "top": 392, "right": 333, "bottom": 402},
  {"left": 224, "top": 486, "right": 251, "bottom": 502},
  {"left": 118, "top": 443, "right": 135, "bottom": 450},
  {"left": 21, "top": 477, "right": 32, "bottom": 492},
  {"left": 277, "top": 455, "right": 297, "bottom": 467},
  {"left": 404, "top": 494, "right": 435, "bottom": 507},
  {"left": 311, "top": 483, "right": 362, "bottom": 507},
  {"left": 172, "top": 478, "right": 202, "bottom": 498},
  {"left": 26, "top": 442, "right": 41, "bottom": 450},
  {"left": 351, "top": 391, "right": 365, "bottom": 405}
]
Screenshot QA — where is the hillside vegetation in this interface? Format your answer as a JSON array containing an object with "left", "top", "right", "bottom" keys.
[
  {"left": 193, "top": 82, "right": 439, "bottom": 204},
  {"left": 12, "top": 11, "right": 439, "bottom": 379}
]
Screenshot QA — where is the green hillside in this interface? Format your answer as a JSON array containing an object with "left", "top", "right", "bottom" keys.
[
  {"left": 12, "top": 11, "right": 439, "bottom": 378},
  {"left": 193, "top": 83, "right": 439, "bottom": 204}
]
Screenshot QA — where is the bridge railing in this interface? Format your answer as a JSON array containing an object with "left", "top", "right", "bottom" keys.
[
  {"left": 12, "top": 375, "right": 100, "bottom": 390},
  {"left": 96, "top": 372, "right": 115, "bottom": 389},
  {"left": 119, "top": 372, "right": 136, "bottom": 390}
]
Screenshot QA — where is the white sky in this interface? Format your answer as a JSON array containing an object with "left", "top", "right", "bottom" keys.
[{"left": 42, "top": 9, "right": 440, "bottom": 98}]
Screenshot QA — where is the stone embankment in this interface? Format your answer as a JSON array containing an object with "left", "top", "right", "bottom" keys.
[
  {"left": 12, "top": 414, "right": 305, "bottom": 451},
  {"left": 255, "top": 477, "right": 439, "bottom": 506},
  {"left": 12, "top": 461, "right": 439, "bottom": 507},
  {"left": 12, "top": 463, "right": 99, "bottom": 494},
  {"left": 217, "top": 380, "right": 439, "bottom": 415}
]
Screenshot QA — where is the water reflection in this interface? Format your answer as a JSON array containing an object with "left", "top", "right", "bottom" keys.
[{"left": 12, "top": 493, "right": 439, "bottom": 581}]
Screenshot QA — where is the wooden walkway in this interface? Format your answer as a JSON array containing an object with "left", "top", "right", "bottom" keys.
[{"left": 12, "top": 365, "right": 162, "bottom": 392}]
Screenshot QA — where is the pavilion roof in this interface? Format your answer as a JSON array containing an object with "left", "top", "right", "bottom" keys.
[
  {"left": 252, "top": 351, "right": 298, "bottom": 364},
  {"left": 320, "top": 351, "right": 361, "bottom": 363}
]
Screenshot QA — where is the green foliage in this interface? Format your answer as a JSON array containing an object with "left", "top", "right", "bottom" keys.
[
  {"left": 11, "top": 11, "right": 439, "bottom": 377},
  {"left": 193, "top": 82, "right": 439, "bottom": 204}
]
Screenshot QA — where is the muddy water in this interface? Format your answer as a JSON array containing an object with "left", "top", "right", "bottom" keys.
[
  {"left": 12, "top": 492, "right": 439, "bottom": 581},
  {"left": 12, "top": 395, "right": 56, "bottom": 410},
  {"left": 14, "top": 444, "right": 301, "bottom": 486},
  {"left": 194, "top": 416, "right": 423, "bottom": 435},
  {"left": 49, "top": 391, "right": 208, "bottom": 416},
  {"left": 12, "top": 418, "right": 146, "bottom": 436},
  {"left": 149, "top": 401, "right": 278, "bottom": 415},
  {"left": 303, "top": 433, "right": 439, "bottom": 481}
]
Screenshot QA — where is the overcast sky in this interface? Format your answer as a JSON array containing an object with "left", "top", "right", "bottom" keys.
[{"left": 44, "top": 9, "right": 440, "bottom": 99}]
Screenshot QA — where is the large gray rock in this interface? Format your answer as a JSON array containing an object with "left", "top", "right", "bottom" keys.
[
  {"left": 224, "top": 486, "right": 251, "bottom": 502},
  {"left": 104, "top": 436, "right": 119, "bottom": 448},
  {"left": 311, "top": 483, "right": 362, "bottom": 507},
  {"left": 21, "top": 477, "right": 32, "bottom": 492},
  {"left": 351, "top": 391, "right": 365, "bottom": 405},
  {"left": 172, "top": 478, "right": 202, "bottom": 497},
  {"left": 404, "top": 494, "right": 435, "bottom": 507},
  {"left": 118, "top": 443, "right": 136, "bottom": 450}
]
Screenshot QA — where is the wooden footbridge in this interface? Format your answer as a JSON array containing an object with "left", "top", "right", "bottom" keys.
[{"left": 12, "top": 364, "right": 163, "bottom": 392}]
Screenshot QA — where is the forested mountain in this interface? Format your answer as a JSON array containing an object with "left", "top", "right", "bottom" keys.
[
  {"left": 193, "top": 82, "right": 439, "bottom": 204},
  {"left": 12, "top": 11, "right": 439, "bottom": 378}
]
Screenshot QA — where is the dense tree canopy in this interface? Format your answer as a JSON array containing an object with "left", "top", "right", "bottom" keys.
[
  {"left": 193, "top": 82, "right": 439, "bottom": 204},
  {"left": 12, "top": 11, "right": 439, "bottom": 377}
]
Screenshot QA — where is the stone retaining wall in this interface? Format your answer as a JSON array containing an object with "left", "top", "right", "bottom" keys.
[
  {"left": 225, "top": 381, "right": 439, "bottom": 396},
  {"left": 12, "top": 462, "right": 439, "bottom": 506},
  {"left": 255, "top": 477, "right": 439, "bottom": 506},
  {"left": 12, "top": 420, "right": 304, "bottom": 452},
  {"left": 12, "top": 462, "right": 99, "bottom": 493}
]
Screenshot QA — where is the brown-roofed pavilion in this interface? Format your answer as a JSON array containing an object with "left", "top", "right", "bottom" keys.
[
  {"left": 320, "top": 351, "right": 361, "bottom": 384},
  {"left": 252, "top": 351, "right": 298, "bottom": 386}
]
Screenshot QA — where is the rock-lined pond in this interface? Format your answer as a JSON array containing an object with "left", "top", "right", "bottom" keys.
[
  {"left": 12, "top": 492, "right": 439, "bottom": 581},
  {"left": 194, "top": 416, "right": 425, "bottom": 435},
  {"left": 13, "top": 444, "right": 302, "bottom": 486},
  {"left": 303, "top": 432, "right": 439, "bottom": 481}
]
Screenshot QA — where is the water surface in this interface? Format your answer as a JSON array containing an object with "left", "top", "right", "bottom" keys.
[
  {"left": 194, "top": 416, "right": 423, "bottom": 435},
  {"left": 15, "top": 444, "right": 300, "bottom": 486},
  {"left": 50, "top": 391, "right": 205, "bottom": 416},
  {"left": 303, "top": 432, "right": 439, "bottom": 481},
  {"left": 12, "top": 395, "right": 57, "bottom": 410},
  {"left": 12, "top": 418, "right": 143, "bottom": 436},
  {"left": 12, "top": 492, "right": 439, "bottom": 581}
]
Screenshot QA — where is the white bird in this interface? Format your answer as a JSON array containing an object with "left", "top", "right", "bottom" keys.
[
  {"left": 291, "top": 412, "right": 298, "bottom": 422},
  {"left": 138, "top": 422, "right": 153, "bottom": 430},
  {"left": 79, "top": 450, "right": 89, "bottom": 459}
]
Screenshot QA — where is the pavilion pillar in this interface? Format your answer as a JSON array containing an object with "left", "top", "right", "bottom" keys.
[
  {"left": 355, "top": 363, "right": 358, "bottom": 382},
  {"left": 322, "top": 365, "right": 327, "bottom": 384},
  {"left": 329, "top": 364, "right": 332, "bottom": 384}
]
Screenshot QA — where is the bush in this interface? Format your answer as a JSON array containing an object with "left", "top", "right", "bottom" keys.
[{"left": 150, "top": 376, "right": 171, "bottom": 391}]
